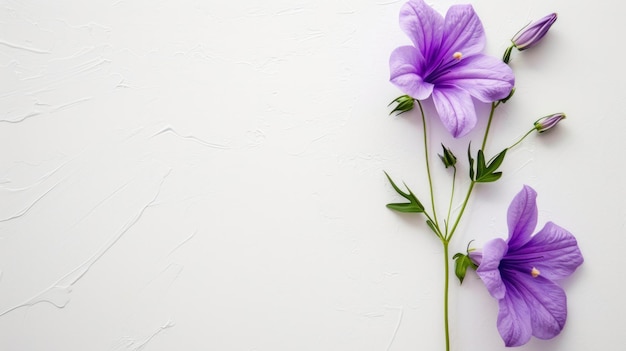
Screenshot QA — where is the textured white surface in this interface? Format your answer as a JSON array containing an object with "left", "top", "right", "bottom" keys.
[{"left": 0, "top": 0, "right": 622, "bottom": 350}]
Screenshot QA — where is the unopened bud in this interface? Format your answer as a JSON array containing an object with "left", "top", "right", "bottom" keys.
[
  {"left": 388, "top": 95, "right": 415, "bottom": 116},
  {"left": 512, "top": 13, "right": 558, "bottom": 51},
  {"left": 438, "top": 144, "right": 457, "bottom": 169},
  {"left": 534, "top": 113, "right": 566, "bottom": 133}
]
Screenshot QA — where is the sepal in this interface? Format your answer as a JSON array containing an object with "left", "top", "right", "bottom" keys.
[{"left": 453, "top": 252, "right": 477, "bottom": 284}]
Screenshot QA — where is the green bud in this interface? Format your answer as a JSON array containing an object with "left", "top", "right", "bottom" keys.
[
  {"left": 388, "top": 95, "right": 415, "bottom": 116},
  {"left": 438, "top": 144, "right": 457, "bottom": 169},
  {"left": 502, "top": 45, "right": 514, "bottom": 64}
]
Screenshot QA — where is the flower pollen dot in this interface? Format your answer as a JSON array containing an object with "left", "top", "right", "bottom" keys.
[
  {"left": 453, "top": 52, "right": 463, "bottom": 60},
  {"left": 531, "top": 267, "right": 541, "bottom": 278}
]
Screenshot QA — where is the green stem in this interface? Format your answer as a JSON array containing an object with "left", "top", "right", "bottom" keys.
[
  {"left": 445, "top": 102, "right": 499, "bottom": 242},
  {"left": 446, "top": 181, "right": 476, "bottom": 242},
  {"left": 481, "top": 102, "right": 497, "bottom": 151},
  {"left": 509, "top": 128, "right": 536, "bottom": 150},
  {"left": 443, "top": 240, "right": 450, "bottom": 351},
  {"left": 416, "top": 100, "right": 440, "bottom": 229},
  {"left": 445, "top": 167, "right": 457, "bottom": 235}
]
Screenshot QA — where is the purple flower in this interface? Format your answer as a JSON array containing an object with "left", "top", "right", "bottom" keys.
[
  {"left": 512, "top": 13, "right": 558, "bottom": 51},
  {"left": 470, "top": 186, "right": 583, "bottom": 347},
  {"left": 389, "top": 0, "right": 515, "bottom": 138}
]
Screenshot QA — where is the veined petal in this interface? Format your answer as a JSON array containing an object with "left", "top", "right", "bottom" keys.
[
  {"left": 431, "top": 87, "right": 476, "bottom": 137},
  {"left": 399, "top": 0, "right": 444, "bottom": 64},
  {"left": 390, "top": 46, "right": 434, "bottom": 100},
  {"left": 468, "top": 249, "right": 483, "bottom": 266},
  {"left": 439, "top": 3, "right": 485, "bottom": 61},
  {"left": 503, "top": 271, "right": 567, "bottom": 341},
  {"left": 497, "top": 277, "right": 532, "bottom": 346},
  {"left": 475, "top": 238, "right": 508, "bottom": 299},
  {"left": 508, "top": 222, "right": 584, "bottom": 281},
  {"left": 506, "top": 186, "right": 538, "bottom": 251},
  {"left": 435, "top": 55, "right": 515, "bottom": 102}
]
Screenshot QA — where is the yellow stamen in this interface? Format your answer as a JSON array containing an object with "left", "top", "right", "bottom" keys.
[
  {"left": 453, "top": 52, "right": 463, "bottom": 60},
  {"left": 531, "top": 267, "right": 541, "bottom": 278}
]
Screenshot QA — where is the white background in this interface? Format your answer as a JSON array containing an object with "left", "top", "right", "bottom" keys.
[{"left": 1, "top": 0, "right": 622, "bottom": 350}]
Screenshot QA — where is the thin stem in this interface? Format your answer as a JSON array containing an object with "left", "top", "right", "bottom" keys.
[
  {"left": 416, "top": 100, "right": 440, "bottom": 229},
  {"left": 443, "top": 241, "right": 450, "bottom": 351},
  {"left": 445, "top": 167, "right": 457, "bottom": 236},
  {"left": 509, "top": 128, "right": 536, "bottom": 150},
  {"left": 446, "top": 181, "right": 475, "bottom": 242},
  {"left": 481, "top": 102, "right": 497, "bottom": 151},
  {"left": 445, "top": 102, "right": 499, "bottom": 241}
]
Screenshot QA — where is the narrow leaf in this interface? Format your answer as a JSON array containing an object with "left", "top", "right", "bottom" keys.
[
  {"left": 384, "top": 171, "right": 410, "bottom": 200},
  {"left": 404, "top": 184, "right": 425, "bottom": 212},
  {"left": 384, "top": 172, "right": 425, "bottom": 213},
  {"left": 485, "top": 149, "right": 507, "bottom": 174},
  {"left": 426, "top": 219, "right": 439, "bottom": 236},
  {"left": 386, "top": 203, "right": 424, "bottom": 213},
  {"left": 467, "top": 144, "right": 475, "bottom": 181},
  {"left": 476, "top": 149, "right": 487, "bottom": 179}
]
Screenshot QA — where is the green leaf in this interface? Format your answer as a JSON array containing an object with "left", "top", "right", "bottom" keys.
[
  {"left": 384, "top": 171, "right": 424, "bottom": 213},
  {"left": 426, "top": 219, "right": 439, "bottom": 236},
  {"left": 477, "top": 172, "right": 503, "bottom": 183},
  {"left": 467, "top": 144, "right": 475, "bottom": 181},
  {"left": 386, "top": 202, "right": 423, "bottom": 213},
  {"left": 475, "top": 148, "right": 507, "bottom": 183},
  {"left": 485, "top": 149, "right": 507, "bottom": 174},
  {"left": 384, "top": 171, "right": 410, "bottom": 200},
  {"left": 476, "top": 149, "right": 487, "bottom": 179},
  {"left": 453, "top": 253, "right": 474, "bottom": 284}
]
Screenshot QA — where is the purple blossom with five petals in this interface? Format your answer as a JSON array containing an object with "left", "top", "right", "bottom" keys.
[
  {"left": 470, "top": 186, "right": 583, "bottom": 347},
  {"left": 390, "top": 0, "right": 515, "bottom": 137}
]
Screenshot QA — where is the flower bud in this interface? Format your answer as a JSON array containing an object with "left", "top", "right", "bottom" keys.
[
  {"left": 388, "top": 95, "right": 415, "bottom": 116},
  {"left": 438, "top": 143, "right": 457, "bottom": 169},
  {"left": 534, "top": 113, "right": 566, "bottom": 133},
  {"left": 511, "top": 13, "right": 558, "bottom": 51}
]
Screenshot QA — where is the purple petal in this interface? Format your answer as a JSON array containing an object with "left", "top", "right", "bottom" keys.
[
  {"left": 390, "top": 46, "right": 434, "bottom": 100},
  {"left": 399, "top": 0, "right": 444, "bottom": 64},
  {"left": 431, "top": 87, "right": 476, "bottom": 137},
  {"left": 468, "top": 249, "right": 482, "bottom": 266},
  {"left": 475, "top": 238, "right": 507, "bottom": 299},
  {"left": 434, "top": 55, "right": 514, "bottom": 102},
  {"left": 497, "top": 278, "right": 532, "bottom": 347},
  {"left": 508, "top": 222, "right": 584, "bottom": 281},
  {"left": 439, "top": 4, "right": 485, "bottom": 61},
  {"left": 507, "top": 186, "right": 538, "bottom": 251},
  {"left": 501, "top": 271, "right": 567, "bottom": 342}
]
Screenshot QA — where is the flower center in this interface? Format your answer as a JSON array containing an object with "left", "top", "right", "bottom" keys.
[
  {"left": 453, "top": 52, "right": 463, "bottom": 60},
  {"left": 531, "top": 267, "right": 541, "bottom": 278}
]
